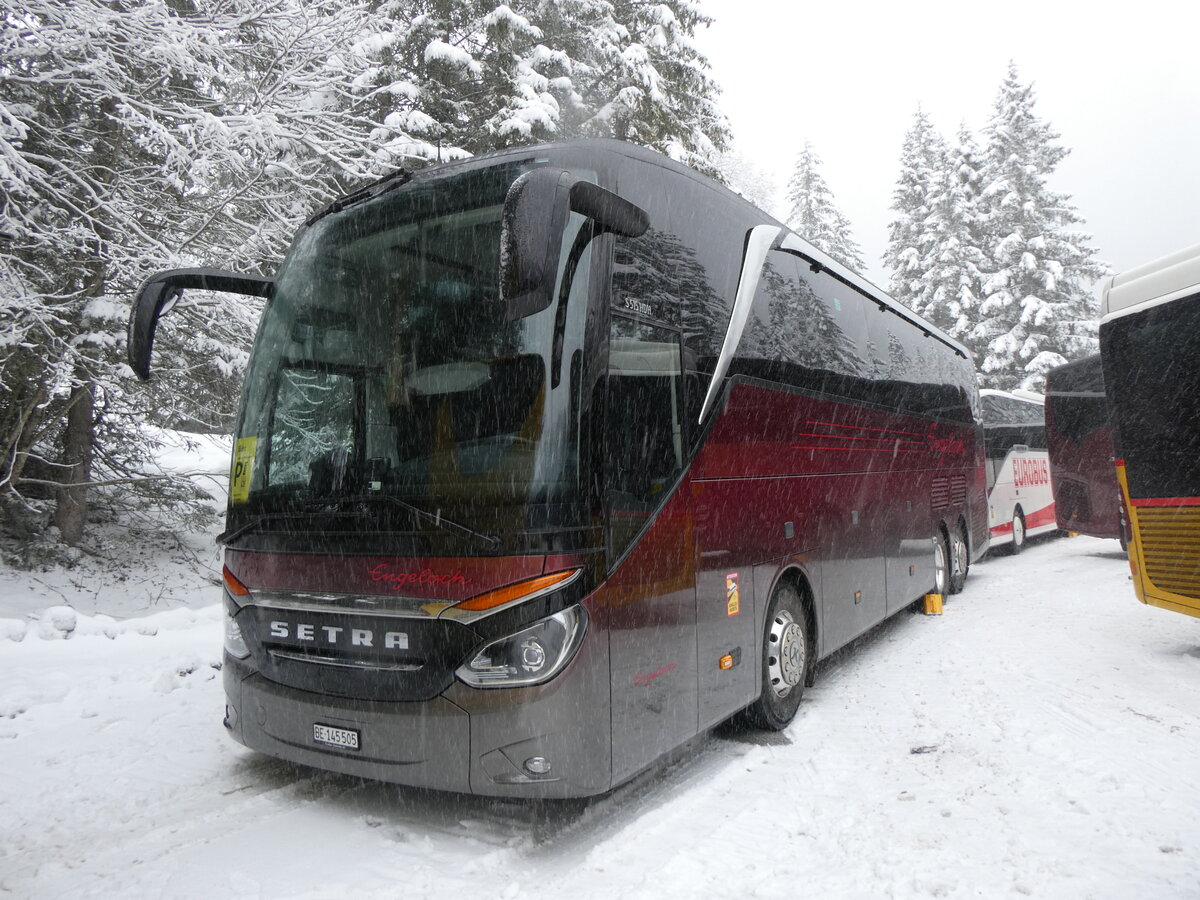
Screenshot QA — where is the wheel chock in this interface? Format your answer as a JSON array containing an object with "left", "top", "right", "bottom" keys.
[{"left": 923, "top": 593, "right": 943, "bottom": 615}]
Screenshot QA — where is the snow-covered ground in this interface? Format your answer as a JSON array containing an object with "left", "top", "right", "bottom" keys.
[{"left": 3, "top": 528, "right": 1198, "bottom": 898}]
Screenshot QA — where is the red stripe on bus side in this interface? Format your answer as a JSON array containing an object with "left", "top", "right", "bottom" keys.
[
  {"left": 1130, "top": 497, "right": 1200, "bottom": 508},
  {"left": 989, "top": 504, "right": 1057, "bottom": 537},
  {"left": 1024, "top": 505, "right": 1058, "bottom": 529}
]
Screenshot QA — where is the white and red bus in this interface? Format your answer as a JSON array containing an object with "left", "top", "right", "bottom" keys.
[
  {"left": 981, "top": 389, "right": 1056, "bottom": 553},
  {"left": 1044, "top": 355, "right": 1123, "bottom": 543},
  {"left": 129, "top": 140, "right": 986, "bottom": 798},
  {"left": 1100, "top": 242, "right": 1200, "bottom": 618}
]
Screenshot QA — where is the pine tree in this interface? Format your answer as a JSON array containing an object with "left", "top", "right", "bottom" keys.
[
  {"left": 711, "top": 148, "right": 780, "bottom": 218},
  {"left": 359, "top": 1, "right": 731, "bottom": 173},
  {"left": 883, "top": 109, "right": 946, "bottom": 311},
  {"left": 784, "top": 142, "right": 865, "bottom": 270},
  {"left": 0, "top": 0, "right": 382, "bottom": 547},
  {"left": 972, "top": 64, "right": 1107, "bottom": 391},
  {"left": 913, "top": 124, "right": 989, "bottom": 342}
]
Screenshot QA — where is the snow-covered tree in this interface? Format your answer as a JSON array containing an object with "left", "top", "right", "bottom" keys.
[
  {"left": 359, "top": 1, "right": 730, "bottom": 173},
  {"left": 711, "top": 148, "right": 780, "bottom": 217},
  {"left": 909, "top": 124, "right": 989, "bottom": 342},
  {"left": 971, "top": 64, "right": 1107, "bottom": 391},
  {"left": 784, "top": 142, "right": 865, "bottom": 270},
  {"left": 883, "top": 109, "right": 946, "bottom": 310},
  {"left": 0, "top": 0, "right": 384, "bottom": 546}
]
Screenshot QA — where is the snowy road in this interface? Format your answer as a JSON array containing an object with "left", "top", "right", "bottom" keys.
[{"left": 3, "top": 535, "right": 1198, "bottom": 899}]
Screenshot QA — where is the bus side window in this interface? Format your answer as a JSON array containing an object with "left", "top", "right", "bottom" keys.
[{"left": 605, "top": 315, "right": 684, "bottom": 559}]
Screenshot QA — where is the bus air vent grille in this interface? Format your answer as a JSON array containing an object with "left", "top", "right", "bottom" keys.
[
  {"left": 951, "top": 475, "right": 967, "bottom": 509},
  {"left": 1137, "top": 506, "right": 1200, "bottom": 599},
  {"left": 931, "top": 478, "right": 949, "bottom": 511}
]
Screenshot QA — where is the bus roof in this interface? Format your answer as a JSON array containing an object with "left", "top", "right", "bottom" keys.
[
  {"left": 1100, "top": 241, "right": 1200, "bottom": 324},
  {"left": 1045, "top": 354, "right": 1104, "bottom": 396},
  {"left": 309, "top": 139, "right": 971, "bottom": 360},
  {"left": 980, "top": 388, "right": 1044, "bottom": 405}
]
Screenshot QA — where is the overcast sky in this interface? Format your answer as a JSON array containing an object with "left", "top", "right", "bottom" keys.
[{"left": 692, "top": 0, "right": 1200, "bottom": 291}]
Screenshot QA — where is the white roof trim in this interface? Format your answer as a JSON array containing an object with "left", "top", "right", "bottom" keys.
[
  {"left": 698, "top": 224, "right": 780, "bottom": 423},
  {"left": 1100, "top": 242, "right": 1200, "bottom": 325}
]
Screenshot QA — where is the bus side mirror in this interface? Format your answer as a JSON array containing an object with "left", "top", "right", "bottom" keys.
[
  {"left": 501, "top": 170, "right": 649, "bottom": 321},
  {"left": 128, "top": 268, "right": 273, "bottom": 380}
]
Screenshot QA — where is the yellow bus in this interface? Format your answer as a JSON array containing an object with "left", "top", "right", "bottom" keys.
[{"left": 1099, "top": 243, "right": 1200, "bottom": 618}]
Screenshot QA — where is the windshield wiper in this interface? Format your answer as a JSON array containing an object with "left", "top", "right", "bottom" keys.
[
  {"left": 217, "top": 512, "right": 311, "bottom": 545},
  {"left": 311, "top": 494, "right": 501, "bottom": 549}
]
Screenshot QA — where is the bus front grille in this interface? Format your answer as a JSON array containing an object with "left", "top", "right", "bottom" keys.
[{"left": 1136, "top": 506, "right": 1200, "bottom": 599}]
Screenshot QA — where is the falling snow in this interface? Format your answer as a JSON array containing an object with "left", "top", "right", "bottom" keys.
[{"left": 1, "top": 432, "right": 1197, "bottom": 898}]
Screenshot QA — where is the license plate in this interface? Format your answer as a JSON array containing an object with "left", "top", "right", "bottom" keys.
[{"left": 313, "top": 723, "right": 360, "bottom": 751}]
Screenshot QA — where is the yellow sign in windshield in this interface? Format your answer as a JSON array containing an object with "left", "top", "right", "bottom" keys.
[{"left": 231, "top": 437, "right": 258, "bottom": 504}]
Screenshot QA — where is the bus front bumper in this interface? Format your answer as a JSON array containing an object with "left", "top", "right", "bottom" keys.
[{"left": 222, "top": 649, "right": 611, "bottom": 798}]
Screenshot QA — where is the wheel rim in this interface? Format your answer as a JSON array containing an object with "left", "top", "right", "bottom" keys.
[
  {"left": 953, "top": 531, "right": 968, "bottom": 578},
  {"left": 1013, "top": 515, "right": 1025, "bottom": 546},
  {"left": 767, "top": 609, "right": 805, "bottom": 699},
  {"left": 934, "top": 537, "right": 948, "bottom": 594}
]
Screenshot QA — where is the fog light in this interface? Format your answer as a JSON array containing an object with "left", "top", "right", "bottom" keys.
[{"left": 524, "top": 756, "right": 552, "bottom": 776}]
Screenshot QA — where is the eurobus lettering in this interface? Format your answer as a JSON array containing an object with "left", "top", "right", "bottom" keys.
[
  {"left": 1100, "top": 242, "right": 1200, "bottom": 618},
  {"left": 1013, "top": 458, "right": 1049, "bottom": 488},
  {"left": 129, "top": 140, "right": 988, "bottom": 797}
]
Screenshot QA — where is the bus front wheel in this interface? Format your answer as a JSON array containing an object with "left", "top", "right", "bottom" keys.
[{"left": 747, "top": 584, "right": 809, "bottom": 731}]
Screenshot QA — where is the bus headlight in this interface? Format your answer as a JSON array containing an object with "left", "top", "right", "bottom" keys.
[
  {"left": 224, "top": 608, "right": 251, "bottom": 660},
  {"left": 456, "top": 605, "right": 587, "bottom": 688}
]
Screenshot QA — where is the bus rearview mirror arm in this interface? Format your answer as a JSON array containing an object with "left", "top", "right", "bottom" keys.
[
  {"left": 501, "top": 168, "right": 648, "bottom": 321},
  {"left": 128, "top": 268, "right": 273, "bottom": 381}
]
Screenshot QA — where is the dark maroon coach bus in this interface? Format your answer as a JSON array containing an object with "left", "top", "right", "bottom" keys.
[
  {"left": 1044, "top": 355, "right": 1123, "bottom": 542},
  {"left": 129, "top": 140, "right": 987, "bottom": 797}
]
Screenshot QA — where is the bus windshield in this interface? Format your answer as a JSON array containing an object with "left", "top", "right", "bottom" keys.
[{"left": 231, "top": 162, "right": 594, "bottom": 551}]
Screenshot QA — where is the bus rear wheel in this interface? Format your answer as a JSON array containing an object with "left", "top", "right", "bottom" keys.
[
  {"left": 746, "top": 584, "right": 808, "bottom": 731},
  {"left": 933, "top": 531, "right": 950, "bottom": 596},
  {"left": 949, "top": 523, "right": 969, "bottom": 594}
]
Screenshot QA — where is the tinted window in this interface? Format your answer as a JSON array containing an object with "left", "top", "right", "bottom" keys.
[
  {"left": 734, "top": 252, "right": 868, "bottom": 396},
  {"left": 1102, "top": 291, "right": 1200, "bottom": 499},
  {"left": 605, "top": 316, "right": 684, "bottom": 559},
  {"left": 616, "top": 161, "right": 755, "bottom": 372}
]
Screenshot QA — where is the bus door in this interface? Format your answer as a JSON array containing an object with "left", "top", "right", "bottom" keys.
[
  {"left": 692, "top": 476, "right": 760, "bottom": 730},
  {"left": 603, "top": 316, "right": 699, "bottom": 783}
]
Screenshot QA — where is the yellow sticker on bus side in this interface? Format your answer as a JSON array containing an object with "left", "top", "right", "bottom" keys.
[{"left": 230, "top": 437, "right": 258, "bottom": 504}]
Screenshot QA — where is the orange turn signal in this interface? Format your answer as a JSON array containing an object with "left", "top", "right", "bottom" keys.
[
  {"left": 222, "top": 565, "right": 251, "bottom": 597},
  {"left": 453, "top": 570, "right": 578, "bottom": 612}
]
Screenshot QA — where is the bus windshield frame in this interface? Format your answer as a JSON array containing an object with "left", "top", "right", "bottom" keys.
[{"left": 227, "top": 159, "right": 603, "bottom": 556}]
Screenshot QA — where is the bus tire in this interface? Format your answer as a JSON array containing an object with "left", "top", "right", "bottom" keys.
[
  {"left": 949, "top": 521, "right": 969, "bottom": 594},
  {"left": 746, "top": 584, "right": 808, "bottom": 731},
  {"left": 933, "top": 530, "right": 951, "bottom": 597},
  {"left": 1009, "top": 508, "right": 1026, "bottom": 555}
]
